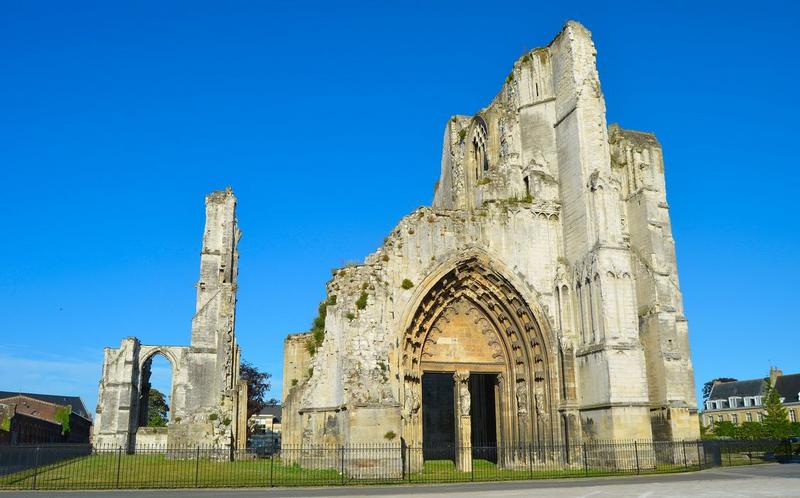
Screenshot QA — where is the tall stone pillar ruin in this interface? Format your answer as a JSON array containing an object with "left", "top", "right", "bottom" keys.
[{"left": 93, "top": 188, "right": 247, "bottom": 449}]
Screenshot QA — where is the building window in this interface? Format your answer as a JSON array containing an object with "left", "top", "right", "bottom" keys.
[
  {"left": 746, "top": 412, "right": 752, "bottom": 422},
  {"left": 791, "top": 410, "right": 797, "bottom": 423},
  {"left": 732, "top": 414, "right": 738, "bottom": 425},
  {"left": 758, "top": 412, "right": 764, "bottom": 422},
  {"left": 717, "top": 415, "right": 723, "bottom": 422}
]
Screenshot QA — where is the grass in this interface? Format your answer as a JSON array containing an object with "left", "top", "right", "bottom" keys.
[
  {"left": 0, "top": 453, "right": 341, "bottom": 490},
  {"left": 0, "top": 452, "right": 712, "bottom": 490}
]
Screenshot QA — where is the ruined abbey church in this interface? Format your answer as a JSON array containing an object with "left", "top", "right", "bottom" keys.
[
  {"left": 282, "top": 20, "right": 700, "bottom": 455},
  {"left": 92, "top": 21, "right": 699, "bottom": 457}
]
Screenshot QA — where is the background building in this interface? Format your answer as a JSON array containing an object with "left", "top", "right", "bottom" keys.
[
  {"left": 248, "top": 405, "right": 281, "bottom": 448},
  {"left": 701, "top": 368, "right": 800, "bottom": 427},
  {"left": 0, "top": 391, "right": 92, "bottom": 444}
]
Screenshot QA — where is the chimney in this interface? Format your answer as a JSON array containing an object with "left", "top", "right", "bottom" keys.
[{"left": 769, "top": 366, "right": 783, "bottom": 386}]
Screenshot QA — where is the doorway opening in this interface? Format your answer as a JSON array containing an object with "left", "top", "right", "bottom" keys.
[
  {"left": 422, "top": 372, "right": 455, "bottom": 461},
  {"left": 470, "top": 373, "right": 498, "bottom": 462}
]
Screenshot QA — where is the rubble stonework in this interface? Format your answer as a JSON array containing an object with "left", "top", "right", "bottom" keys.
[
  {"left": 282, "top": 20, "right": 700, "bottom": 460},
  {"left": 93, "top": 188, "right": 247, "bottom": 449}
]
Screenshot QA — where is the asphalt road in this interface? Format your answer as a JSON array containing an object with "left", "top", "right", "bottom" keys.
[{"left": 1, "top": 463, "right": 798, "bottom": 497}]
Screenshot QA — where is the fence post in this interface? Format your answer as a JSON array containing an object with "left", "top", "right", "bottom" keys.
[
  {"left": 634, "top": 441, "right": 640, "bottom": 475},
  {"left": 407, "top": 446, "right": 412, "bottom": 484},
  {"left": 269, "top": 452, "right": 274, "bottom": 487},
  {"left": 682, "top": 440, "right": 687, "bottom": 469},
  {"left": 194, "top": 446, "right": 200, "bottom": 487},
  {"left": 471, "top": 446, "right": 474, "bottom": 482},
  {"left": 116, "top": 446, "right": 122, "bottom": 488},
  {"left": 528, "top": 443, "right": 533, "bottom": 479},
  {"left": 697, "top": 440, "right": 703, "bottom": 470},
  {"left": 727, "top": 442, "right": 732, "bottom": 467},
  {"left": 31, "top": 446, "right": 40, "bottom": 490},
  {"left": 340, "top": 445, "right": 345, "bottom": 485},
  {"left": 582, "top": 443, "right": 588, "bottom": 477}
]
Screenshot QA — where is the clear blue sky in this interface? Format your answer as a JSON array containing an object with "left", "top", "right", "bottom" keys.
[{"left": 1, "top": 1, "right": 798, "bottom": 416}]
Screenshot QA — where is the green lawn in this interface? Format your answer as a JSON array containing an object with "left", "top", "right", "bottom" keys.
[{"left": 0, "top": 452, "right": 707, "bottom": 490}]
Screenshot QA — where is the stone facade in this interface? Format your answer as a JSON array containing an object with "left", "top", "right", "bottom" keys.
[
  {"left": 282, "top": 21, "right": 699, "bottom": 461},
  {"left": 93, "top": 188, "right": 247, "bottom": 449}
]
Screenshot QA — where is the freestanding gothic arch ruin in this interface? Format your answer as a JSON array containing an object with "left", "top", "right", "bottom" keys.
[
  {"left": 93, "top": 189, "right": 248, "bottom": 450},
  {"left": 282, "top": 21, "right": 700, "bottom": 469}
]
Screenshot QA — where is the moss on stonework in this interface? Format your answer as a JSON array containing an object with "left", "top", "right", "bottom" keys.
[
  {"left": 401, "top": 279, "right": 414, "bottom": 290},
  {"left": 356, "top": 291, "right": 368, "bottom": 310},
  {"left": 477, "top": 177, "right": 492, "bottom": 186},
  {"left": 307, "top": 294, "right": 337, "bottom": 356},
  {"left": 458, "top": 128, "right": 467, "bottom": 142}
]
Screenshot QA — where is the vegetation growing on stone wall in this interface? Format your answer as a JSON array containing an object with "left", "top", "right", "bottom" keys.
[
  {"left": 222, "top": 417, "right": 231, "bottom": 426},
  {"left": 401, "top": 279, "right": 414, "bottom": 290},
  {"left": 356, "top": 292, "right": 368, "bottom": 310},
  {"left": 381, "top": 254, "right": 389, "bottom": 262},
  {"left": 54, "top": 405, "right": 71, "bottom": 435},
  {"left": 477, "top": 177, "right": 492, "bottom": 186},
  {"left": 306, "top": 295, "right": 337, "bottom": 356},
  {"left": 290, "top": 379, "right": 298, "bottom": 387},
  {"left": 384, "top": 431, "right": 396, "bottom": 440},
  {"left": 346, "top": 312, "right": 355, "bottom": 321},
  {"left": 208, "top": 413, "right": 218, "bottom": 421},
  {"left": 457, "top": 128, "right": 467, "bottom": 142},
  {"left": 0, "top": 413, "right": 10, "bottom": 432}
]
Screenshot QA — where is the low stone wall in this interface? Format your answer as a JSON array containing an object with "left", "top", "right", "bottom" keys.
[{"left": 135, "top": 427, "right": 168, "bottom": 449}]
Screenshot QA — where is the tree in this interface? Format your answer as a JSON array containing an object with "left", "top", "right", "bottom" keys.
[
  {"left": 762, "top": 381, "right": 791, "bottom": 439},
  {"left": 702, "top": 377, "right": 737, "bottom": 401},
  {"left": 711, "top": 420, "right": 737, "bottom": 439},
  {"left": 146, "top": 388, "right": 169, "bottom": 427},
  {"left": 240, "top": 360, "right": 276, "bottom": 420}
]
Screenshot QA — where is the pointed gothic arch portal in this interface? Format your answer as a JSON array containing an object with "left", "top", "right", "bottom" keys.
[{"left": 401, "top": 255, "right": 561, "bottom": 469}]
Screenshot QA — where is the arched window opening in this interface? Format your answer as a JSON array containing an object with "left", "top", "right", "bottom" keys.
[
  {"left": 138, "top": 354, "right": 173, "bottom": 428},
  {"left": 470, "top": 118, "right": 489, "bottom": 182}
]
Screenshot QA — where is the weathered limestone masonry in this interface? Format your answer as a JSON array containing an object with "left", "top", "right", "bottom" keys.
[
  {"left": 94, "top": 188, "right": 247, "bottom": 450},
  {"left": 282, "top": 21, "right": 699, "bottom": 467}
]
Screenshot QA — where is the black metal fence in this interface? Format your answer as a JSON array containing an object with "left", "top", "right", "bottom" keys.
[{"left": 0, "top": 439, "right": 787, "bottom": 490}]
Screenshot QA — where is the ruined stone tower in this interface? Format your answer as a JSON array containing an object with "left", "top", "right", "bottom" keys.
[
  {"left": 282, "top": 21, "right": 699, "bottom": 461},
  {"left": 94, "top": 188, "right": 247, "bottom": 449}
]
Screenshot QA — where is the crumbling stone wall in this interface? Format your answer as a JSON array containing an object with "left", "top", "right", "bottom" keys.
[
  {"left": 93, "top": 188, "right": 246, "bottom": 449},
  {"left": 284, "top": 21, "right": 699, "bottom": 451}
]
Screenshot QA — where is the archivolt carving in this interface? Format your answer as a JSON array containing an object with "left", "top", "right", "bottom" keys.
[{"left": 401, "top": 254, "right": 560, "bottom": 446}]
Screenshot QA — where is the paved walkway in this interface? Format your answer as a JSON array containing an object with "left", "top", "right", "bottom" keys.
[{"left": 1, "top": 463, "right": 798, "bottom": 497}]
